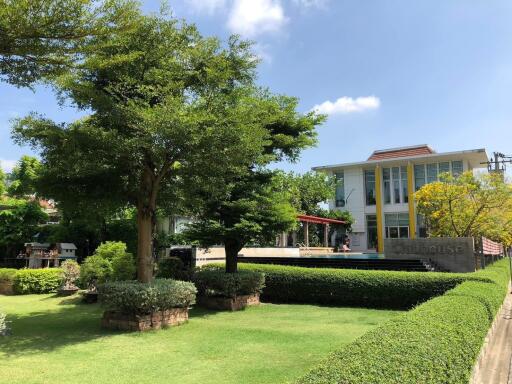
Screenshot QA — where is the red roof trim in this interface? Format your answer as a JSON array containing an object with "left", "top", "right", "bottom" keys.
[
  {"left": 297, "top": 214, "right": 346, "bottom": 225},
  {"left": 368, "top": 145, "right": 435, "bottom": 161}
]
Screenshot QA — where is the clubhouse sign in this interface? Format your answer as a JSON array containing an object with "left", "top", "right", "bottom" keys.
[{"left": 384, "top": 237, "right": 475, "bottom": 272}]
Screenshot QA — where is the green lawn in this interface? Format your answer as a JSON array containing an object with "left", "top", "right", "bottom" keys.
[{"left": 0, "top": 294, "right": 400, "bottom": 384}]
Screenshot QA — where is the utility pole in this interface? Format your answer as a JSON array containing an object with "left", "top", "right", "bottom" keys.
[{"left": 481, "top": 152, "right": 512, "bottom": 180}]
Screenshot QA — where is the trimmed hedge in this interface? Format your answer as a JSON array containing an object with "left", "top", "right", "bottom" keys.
[
  {"left": 98, "top": 279, "right": 197, "bottom": 315},
  {"left": 295, "top": 259, "right": 510, "bottom": 384},
  {"left": 193, "top": 267, "right": 265, "bottom": 298},
  {"left": 12, "top": 269, "right": 64, "bottom": 294},
  {"left": 239, "top": 263, "right": 478, "bottom": 309}
]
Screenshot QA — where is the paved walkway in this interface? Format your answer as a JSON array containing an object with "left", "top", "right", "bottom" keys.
[{"left": 474, "top": 291, "right": 512, "bottom": 384}]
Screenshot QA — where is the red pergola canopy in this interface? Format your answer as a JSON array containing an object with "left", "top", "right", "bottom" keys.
[{"left": 297, "top": 214, "right": 346, "bottom": 225}]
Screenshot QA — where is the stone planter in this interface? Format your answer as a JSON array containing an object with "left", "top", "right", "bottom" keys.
[
  {"left": 198, "top": 293, "right": 260, "bottom": 311},
  {"left": 58, "top": 287, "right": 79, "bottom": 296},
  {"left": 0, "top": 281, "right": 14, "bottom": 295},
  {"left": 82, "top": 291, "right": 98, "bottom": 304},
  {"left": 101, "top": 308, "right": 189, "bottom": 332}
]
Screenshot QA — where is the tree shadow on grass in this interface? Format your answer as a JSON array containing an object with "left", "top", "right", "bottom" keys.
[
  {"left": 1, "top": 302, "right": 225, "bottom": 357},
  {"left": 1, "top": 303, "right": 120, "bottom": 357}
]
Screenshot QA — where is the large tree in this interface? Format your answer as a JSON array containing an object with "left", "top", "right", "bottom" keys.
[
  {"left": 0, "top": 0, "right": 138, "bottom": 86},
  {"left": 184, "top": 96, "right": 325, "bottom": 273},
  {"left": 12, "top": 14, "right": 289, "bottom": 282}
]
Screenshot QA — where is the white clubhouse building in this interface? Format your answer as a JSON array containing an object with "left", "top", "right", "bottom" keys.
[{"left": 313, "top": 145, "right": 488, "bottom": 253}]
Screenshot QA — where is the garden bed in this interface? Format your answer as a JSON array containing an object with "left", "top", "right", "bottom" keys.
[
  {"left": 101, "top": 308, "right": 189, "bottom": 331},
  {"left": 197, "top": 293, "right": 260, "bottom": 311}
]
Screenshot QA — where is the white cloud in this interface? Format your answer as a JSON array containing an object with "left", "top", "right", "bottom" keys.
[
  {"left": 292, "top": 0, "right": 329, "bottom": 9},
  {"left": 185, "top": 0, "right": 226, "bottom": 14},
  {"left": 312, "top": 96, "right": 381, "bottom": 115},
  {"left": 227, "top": 0, "right": 287, "bottom": 37},
  {"left": 0, "top": 159, "right": 17, "bottom": 173}
]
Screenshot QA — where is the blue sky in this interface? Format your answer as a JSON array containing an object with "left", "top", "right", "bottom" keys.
[{"left": 2, "top": 0, "right": 512, "bottom": 174}]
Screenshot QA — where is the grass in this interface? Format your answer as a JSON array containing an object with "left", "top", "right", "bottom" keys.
[{"left": 0, "top": 294, "right": 399, "bottom": 384}]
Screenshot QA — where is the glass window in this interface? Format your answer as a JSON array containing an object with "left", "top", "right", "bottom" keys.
[
  {"left": 427, "top": 163, "right": 438, "bottom": 183},
  {"left": 452, "top": 161, "right": 463, "bottom": 176},
  {"left": 335, "top": 171, "right": 345, "bottom": 207},
  {"left": 365, "top": 170, "right": 376, "bottom": 206},
  {"left": 414, "top": 164, "right": 425, "bottom": 191},
  {"left": 392, "top": 167, "right": 400, "bottom": 204},
  {"left": 385, "top": 213, "right": 409, "bottom": 239},
  {"left": 401, "top": 166, "right": 408, "bottom": 203},
  {"left": 366, "top": 215, "right": 378, "bottom": 249},
  {"left": 383, "top": 168, "right": 391, "bottom": 204},
  {"left": 439, "top": 162, "right": 450, "bottom": 176}
]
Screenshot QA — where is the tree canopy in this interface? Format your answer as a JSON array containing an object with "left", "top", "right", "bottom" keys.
[
  {"left": 415, "top": 172, "right": 512, "bottom": 245},
  {"left": 0, "top": 0, "right": 138, "bottom": 87},
  {"left": 12, "top": 12, "right": 323, "bottom": 280},
  {"left": 6, "top": 155, "right": 41, "bottom": 197}
]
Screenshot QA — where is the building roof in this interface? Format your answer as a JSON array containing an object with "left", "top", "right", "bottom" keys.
[
  {"left": 297, "top": 214, "right": 347, "bottom": 225},
  {"left": 59, "top": 243, "right": 77, "bottom": 250},
  {"left": 313, "top": 147, "right": 488, "bottom": 171},
  {"left": 367, "top": 144, "right": 435, "bottom": 161}
]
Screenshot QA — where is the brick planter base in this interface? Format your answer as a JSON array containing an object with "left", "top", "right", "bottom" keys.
[
  {"left": 0, "top": 281, "right": 14, "bottom": 295},
  {"left": 101, "top": 308, "right": 189, "bottom": 332},
  {"left": 198, "top": 293, "right": 260, "bottom": 311}
]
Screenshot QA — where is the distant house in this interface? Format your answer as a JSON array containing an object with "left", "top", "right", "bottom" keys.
[{"left": 24, "top": 242, "right": 77, "bottom": 268}]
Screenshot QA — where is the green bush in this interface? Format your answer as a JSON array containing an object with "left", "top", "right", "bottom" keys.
[
  {"left": 295, "top": 259, "right": 510, "bottom": 384},
  {"left": 157, "top": 257, "right": 193, "bottom": 281},
  {"left": 98, "top": 279, "right": 197, "bottom": 315},
  {"left": 80, "top": 255, "right": 113, "bottom": 289},
  {"left": 13, "top": 268, "right": 64, "bottom": 294},
  {"left": 93, "top": 241, "right": 128, "bottom": 261},
  {"left": 194, "top": 267, "right": 265, "bottom": 298},
  {"left": 0, "top": 268, "right": 18, "bottom": 282},
  {"left": 239, "top": 263, "right": 477, "bottom": 309},
  {"left": 80, "top": 241, "right": 135, "bottom": 289},
  {"left": 111, "top": 252, "right": 136, "bottom": 281}
]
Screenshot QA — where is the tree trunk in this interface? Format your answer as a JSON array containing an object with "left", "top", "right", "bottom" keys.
[
  {"left": 225, "top": 240, "right": 242, "bottom": 273},
  {"left": 137, "top": 207, "right": 154, "bottom": 283}
]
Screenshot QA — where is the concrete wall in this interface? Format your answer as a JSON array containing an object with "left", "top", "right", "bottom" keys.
[{"left": 384, "top": 237, "right": 476, "bottom": 272}]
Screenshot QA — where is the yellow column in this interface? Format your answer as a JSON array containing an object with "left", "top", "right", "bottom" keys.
[
  {"left": 407, "top": 163, "right": 416, "bottom": 239},
  {"left": 375, "top": 165, "right": 384, "bottom": 253}
]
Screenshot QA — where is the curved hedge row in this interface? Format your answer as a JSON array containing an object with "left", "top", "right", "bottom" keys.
[
  {"left": 294, "top": 259, "right": 510, "bottom": 384},
  {"left": 239, "top": 263, "right": 481, "bottom": 309}
]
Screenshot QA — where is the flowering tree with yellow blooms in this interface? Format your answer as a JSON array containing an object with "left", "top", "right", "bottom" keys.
[{"left": 415, "top": 172, "right": 512, "bottom": 246}]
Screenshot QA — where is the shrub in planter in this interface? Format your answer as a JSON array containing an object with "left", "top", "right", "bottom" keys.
[
  {"left": 59, "top": 260, "right": 80, "bottom": 295},
  {"left": 193, "top": 267, "right": 265, "bottom": 310},
  {"left": 157, "top": 257, "right": 193, "bottom": 281},
  {"left": 98, "top": 279, "right": 197, "bottom": 331},
  {"left": 0, "top": 268, "right": 17, "bottom": 295},
  {"left": 13, "top": 268, "right": 63, "bottom": 294}
]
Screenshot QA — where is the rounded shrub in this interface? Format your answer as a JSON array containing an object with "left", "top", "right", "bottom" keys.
[
  {"left": 111, "top": 252, "right": 136, "bottom": 281},
  {"left": 98, "top": 279, "right": 197, "bottom": 315},
  {"left": 80, "top": 255, "right": 113, "bottom": 289},
  {"left": 13, "top": 268, "right": 63, "bottom": 294},
  {"left": 193, "top": 267, "right": 265, "bottom": 298}
]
